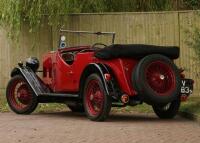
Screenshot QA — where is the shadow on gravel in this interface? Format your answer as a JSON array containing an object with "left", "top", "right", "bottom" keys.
[
  {"left": 34, "top": 111, "right": 85, "bottom": 118},
  {"left": 33, "top": 111, "right": 189, "bottom": 123}
]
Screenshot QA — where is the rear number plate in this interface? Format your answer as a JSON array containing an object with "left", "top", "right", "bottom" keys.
[{"left": 181, "top": 79, "right": 193, "bottom": 94}]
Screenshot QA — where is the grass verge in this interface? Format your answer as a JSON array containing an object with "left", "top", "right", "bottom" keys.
[
  {"left": 1, "top": 87, "right": 200, "bottom": 119},
  {"left": 0, "top": 89, "right": 67, "bottom": 113},
  {"left": 0, "top": 88, "right": 153, "bottom": 113},
  {"left": 112, "top": 104, "right": 153, "bottom": 114},
  {"left": 179, "top": 97, "right": 200, "bottom": 121},
  {"left": 0, "top": 89, "right": 9, "bottom": 112}
]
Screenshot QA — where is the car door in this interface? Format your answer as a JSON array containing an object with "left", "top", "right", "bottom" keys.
[{"left": 52, "top": 52, "right": 75, "bottom": 92}]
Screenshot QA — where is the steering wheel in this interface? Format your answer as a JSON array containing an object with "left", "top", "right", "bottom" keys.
[
  {"left": 78, "top": 43, "right": 107, "bottom": 53},
  {"left": 79, "top": 48, "right": 95, "bottom": 53},
  {"left": 92, "top": 43, "right": 107, "bottom": 49}
]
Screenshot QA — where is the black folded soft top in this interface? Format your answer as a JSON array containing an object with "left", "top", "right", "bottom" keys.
[{"left": 94, "top": 44, "right": 180, "bottom": 60}]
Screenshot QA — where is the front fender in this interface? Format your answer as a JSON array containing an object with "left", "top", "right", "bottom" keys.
[
  {"left": 9, "top": 66, "right": 47, "bottom": 96},
  {"left": 11, "top": 67, "right": 21, "bottom": 77}
]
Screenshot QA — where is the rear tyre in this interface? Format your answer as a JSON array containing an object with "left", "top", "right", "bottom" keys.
[
  {"left": 152, "top": 99, "right": 180, "bottom": 119},
  {"left": 83, "top": 74, "right": 111, "bottom": 121},
  {"left": 67, "top": 103, "right": 84, "bottom": 113},
  {"left": 132, "top": 54, "right": 181, "bottom": 105},
  {"left": 6, "top": 75, "right": 38, "bottom": 114}
]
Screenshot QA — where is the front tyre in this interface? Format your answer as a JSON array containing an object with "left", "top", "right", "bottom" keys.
[
  {"left": 152, "top": 99, "right": 180, "bottom": 119},
  {"left": 6, "top": 75, "right": 38, "bottom": 114},
  {"left": 83, "top": 74, "right": 111, "bottom": 121}
]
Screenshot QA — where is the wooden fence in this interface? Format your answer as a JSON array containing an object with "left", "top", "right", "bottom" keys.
[{"left": 0, "top": 11, "right": 200, "bottom": 96}]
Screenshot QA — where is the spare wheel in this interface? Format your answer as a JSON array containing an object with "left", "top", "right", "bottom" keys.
[{"left": 132, "top": 54, "right": 181, "bottom": 105}]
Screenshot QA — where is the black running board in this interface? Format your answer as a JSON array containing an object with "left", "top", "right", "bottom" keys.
[
  {"left": 39, "top": 93, "right": 79, "bottom": 98},
  {"left": 38, "top": 93, "right": 79, "bottom": 103}
]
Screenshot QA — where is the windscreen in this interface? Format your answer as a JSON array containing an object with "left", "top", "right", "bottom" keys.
[{"left": 59, "top": 30, "right": 115, "bottom": 48}]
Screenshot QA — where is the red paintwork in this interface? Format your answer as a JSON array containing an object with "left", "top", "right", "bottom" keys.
[
  {"left": 145, "top": 61, "right": 176, "bottom": 96},
  {"left": 42, "top": 46, "right": 139, "bottom": 96},
  {"left": 99, "top": 58, "right": 138, "bottom": 95}
]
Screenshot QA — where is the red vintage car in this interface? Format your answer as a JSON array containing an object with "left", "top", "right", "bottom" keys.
[{"left": 6, "top": 29, "right": 193, "bottom": 121}]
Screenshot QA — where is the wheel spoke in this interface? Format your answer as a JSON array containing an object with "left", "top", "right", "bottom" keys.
[
  {"left": 86, "top": 79, "right": 104, "bottom": 116},
  {"left": 145, "top": 61, "right": 175, "bottom": 95},
  {"left": 8, "top": 79, "right": 32, "bottom": 110}
]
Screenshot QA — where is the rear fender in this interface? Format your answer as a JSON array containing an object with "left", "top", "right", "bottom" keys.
[{"left": 79, "top": 63, "right": 117, "bottom": 98}]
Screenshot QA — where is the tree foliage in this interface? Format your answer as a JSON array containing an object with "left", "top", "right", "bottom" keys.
[
  {"left": 182, "top": 0, "right": 200, "bottom": 9},
  {"left": 0, "top": 0, "right": 200, "bottom": 41},
  {"left": 186, "top": 27, "right": 200, "bottom": 63}
]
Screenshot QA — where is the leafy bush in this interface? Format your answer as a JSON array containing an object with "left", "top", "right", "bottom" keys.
[
  {"left": 190, "top": 28, "right": 200, "bottom": 60},
  {"left": 185, "top": 25, "right": 200, "bottom": 62},
  {"left": 183, "top": 0, "right": 200, "bottom": 10}
]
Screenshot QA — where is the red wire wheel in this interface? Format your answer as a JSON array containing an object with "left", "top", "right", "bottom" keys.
[
  {"left": 6, "top": 75, "right": 38, "bottom": 114},
  {"left": 132, "top": 54, "right": 181, "bottom": 105},
  {"left": 83, "top": 74, "right": 111, "bottom": 121},
  {"left": 86, "top": 80, "right": 104, "bottom": 116},
  {"left": 145, "top": 61, "right": 176, "bottom": 96}
]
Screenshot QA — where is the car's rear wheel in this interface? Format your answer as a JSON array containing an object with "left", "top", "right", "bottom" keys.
[
  {"left": 83, "top": 74, "right": 111, "bottom": 121},
  {"left": 152, "top": 99, "right": 180, "bottom": 119},
  {"left": 132, "top": 54, "right": 181, "bottom": 105},
  {"left": 6, "top": 75, "right": 38, "bottom": 114},
  {"left": 67, "top": 103, "right": 84, "bottom": 113}
]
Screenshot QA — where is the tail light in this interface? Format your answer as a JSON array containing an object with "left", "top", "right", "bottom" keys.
[
  {"left": 180, "top": 95, "right": 188, "bottom": 102},
  {"left": 192, "top": 80, "right": 194, "bottom": 84},
  {"left": 104, "top": 73, "right": 111, "bottom": 81},
  {"left": 180, "top": 73, "right": 185, "bottom": 78},
  {"left": 179, "top": 68, "right": 185, "bottom": 78}
]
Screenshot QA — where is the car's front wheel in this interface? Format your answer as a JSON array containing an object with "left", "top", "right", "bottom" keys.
[
  {"left": 83, "top": 74, "right": 111, "bottom": 121},
  {"left": 6, "top": 75, "right": 38, "bottom": 114},
  {"left": 152, "top": 99, "right": 180, "bottom": 119}
]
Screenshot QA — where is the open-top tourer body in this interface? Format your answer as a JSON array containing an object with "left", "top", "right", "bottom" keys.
[{"left": 6, "top": 29, "right": 194, "bottom": 121}]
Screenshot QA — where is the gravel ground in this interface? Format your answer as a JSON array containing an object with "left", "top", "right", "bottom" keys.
[{"left": 0, "top": 112, "right": 200, "bottom": 143}]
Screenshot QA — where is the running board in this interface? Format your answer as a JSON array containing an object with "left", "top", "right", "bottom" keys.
[
  {"left": 39, "top": 93, "right": 79, "bottom": 98},
  {"left": 38, "top": 93, "right": 79, "bottom": 103}
]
